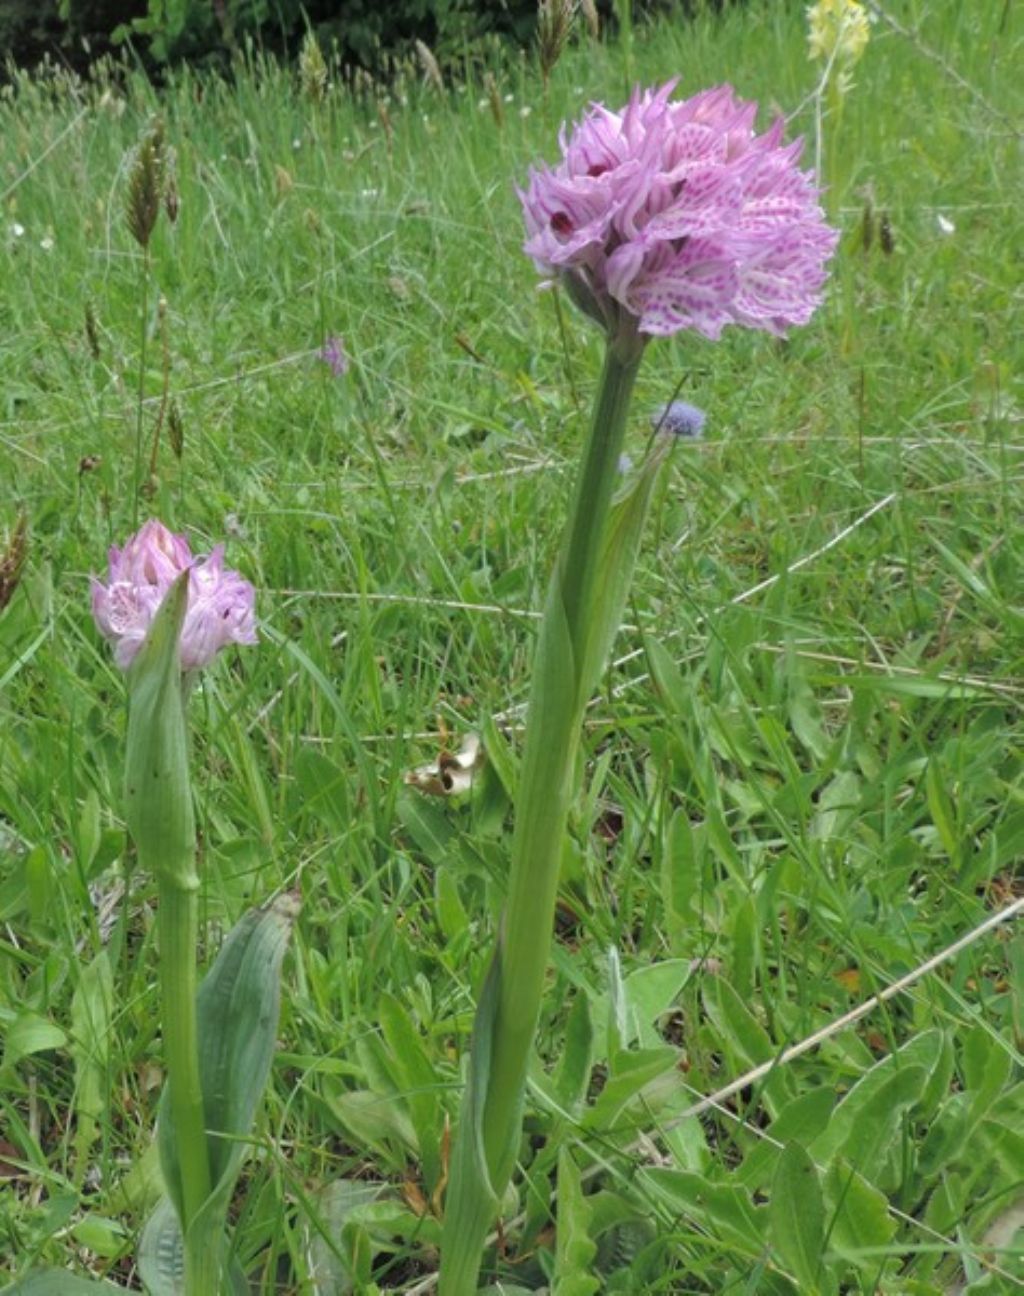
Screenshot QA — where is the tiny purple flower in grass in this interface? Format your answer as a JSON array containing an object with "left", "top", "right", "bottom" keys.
[
  {"left": 319, "top": 335, "right": 349, "bottom": 377},
  {"left": 91, "top": 519, "right": 257, "bottom": 670},
  {"left": 519, "top": 81, "right": 838, "bottom": 340},
  {"left": 653, "top": 399, "right": 707, "bottom": 439}
]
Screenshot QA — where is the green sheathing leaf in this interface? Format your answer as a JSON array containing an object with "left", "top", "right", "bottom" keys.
[
  {"left": 124, "top": 574, "right": 193, "bottom": 885},
  {"left": 438, "top": 950, "right": 504, "bottom": 1293},
  {"left": 574, "top": 440, "right": 670, "bottom": 709}
]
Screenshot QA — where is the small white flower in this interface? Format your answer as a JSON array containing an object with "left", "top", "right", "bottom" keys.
[
  {"left": 11, "top": 222, "right": 25, "bottom": 238},
  {"left": 360, "top": 188, "right": 380, "bottom": 199},
  {"left": 936, "top": 213, "right": 955, "bottom": 236},
  {"left": 477, "top": 98, "right": 489, "bottom": 111},
  {"left": 40, "top": 236, "right": 55, "bottom": 252},
  {"left": 504, "top": 93, "right": 514, "bottom": 103},
  {"left": 292, "top": 137, "right": 302, "bottom": 150},
  {"left": 519, "top": 105, "right": 532, "bottom": 119}
]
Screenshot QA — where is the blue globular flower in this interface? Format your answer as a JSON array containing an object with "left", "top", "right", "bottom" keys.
[{"left": 652, "top": 400, "right": 707, "bottom": 439}]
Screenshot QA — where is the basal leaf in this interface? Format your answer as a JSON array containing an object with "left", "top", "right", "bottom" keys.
[
  {"left": 824, "top": 1158, "right": 897, "bottom": 1269},
  {"left": 70, "top": 950, "right": 114, "bottom": 1180},
  {"left": 1, "top": 1275, "right": 123, "bottom": 1295},
  {"left": 553, "top": 1148, "right": 600, "bottom": 1296},
  {"left": 378, "top": 992, "right": 443, "bottom": 1191},
  {"left": 624, "top": 959, "right": 692, "bottom": 1049},
  {"left": 770, "top": 1141, "right": 825, "bottom": 1293},
  {"left": 811, "top": 1064, "right": 925, "bottom": 1171},
  {"left": 553, "top": 991, "right": 594, "bottom": 1114},
  {"left": 642, "top": 1169, "right": 766, "bottom": 1253}
]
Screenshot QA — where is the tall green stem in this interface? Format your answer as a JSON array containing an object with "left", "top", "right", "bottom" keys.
[
  {"left": 440, "top": 329, "right": 643, "bottom": 1294},
  {"left": 488, "top": 340, "right": 641, "bottom": 1167}
]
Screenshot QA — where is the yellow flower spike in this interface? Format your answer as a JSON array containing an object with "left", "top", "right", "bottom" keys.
[{"left": 807, "top": 0, "right": 870, "bottom": 67}]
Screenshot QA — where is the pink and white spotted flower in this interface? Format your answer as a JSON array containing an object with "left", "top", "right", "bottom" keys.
[
  {"left": 519, "top": 81, "right": 838, "bottom": 339},
  {"left": 91, "top": 519, "right": 257, "bottom": 670}
]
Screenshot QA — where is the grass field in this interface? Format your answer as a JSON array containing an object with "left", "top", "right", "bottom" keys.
[{"left": 1, "top": 0, "right": 1023, "bottom": 1291}]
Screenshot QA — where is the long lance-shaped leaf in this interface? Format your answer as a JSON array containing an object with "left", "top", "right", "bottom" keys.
[
  {"left": 137, "top": 1197, "right": 247, "bottom": 1296},
  {"left": 437, "top": 952, "right": 505, "bottom": 1293},
  {"left": 149, "top": 893, "right": 299, "bottom": 1294},
  {"left": 574, "top": 438, "right": 672, "bottom": 711}
]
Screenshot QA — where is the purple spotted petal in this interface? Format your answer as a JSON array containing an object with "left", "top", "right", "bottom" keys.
[
  {"left": 91, "top": 519, "right": 257, "bottom": 671},
  {"left": 518, "top": 82, "right": 838, "bottom": 340}
]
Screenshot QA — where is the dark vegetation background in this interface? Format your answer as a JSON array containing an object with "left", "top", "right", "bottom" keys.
[{"left": 1, "top": 0, "right": 712, "bottom": 77}]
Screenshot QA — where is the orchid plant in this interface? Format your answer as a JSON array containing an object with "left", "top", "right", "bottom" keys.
[
  {"left": 16, "top": 521, "right": 293, "bottom": 1296},
  {"left": 439, "top": 80, "right": 838, "bottom": 1293}
]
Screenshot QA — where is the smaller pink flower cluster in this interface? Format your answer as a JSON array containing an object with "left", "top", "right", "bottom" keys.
[
  {"left": 92, "top": 520, "right": 257, "bottom": 670},
  {"left": 519, "top": 81, "right": 838, "bottom": 340}
]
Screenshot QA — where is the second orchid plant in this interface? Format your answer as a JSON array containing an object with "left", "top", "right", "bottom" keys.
[
  {"left": 440, "top": 81, "right": 837, "bottom": 1292},
  {"left": 20, "top": 523, "right": 295, "bottom": 1296}
]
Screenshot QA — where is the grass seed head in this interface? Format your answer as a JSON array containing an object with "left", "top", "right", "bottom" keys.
[
  {"left": 163, "top": 146, "right": 180, "bottom": 224},
  {"left": 84, "top": 299, "right": 101, "bottom": 359},
  {"left": 376, "top": 99, "right": 394, "bottom": 154},
  {"left": 879, "top": 211, "right": 895, "bottom": 254},
  {"left": 414, "top": 40, "right": 444, "bottom": 94},
  {"left": 126, "top": 119, "right": 166, "bottom": 249},
  {"left": 168, "top": 399, "right": 184, "bottom": 460},
  {"left": 484, "top": 72, "right": 505, "bottom": 129},
  {"left": 300, "top": 31, "right": 328, "bottom": 104},
  {"left": 538, "top": 0, "right": 575, "bottom": 88}
]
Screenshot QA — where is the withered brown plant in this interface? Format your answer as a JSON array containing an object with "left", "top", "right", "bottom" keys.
[{"left": 0, "top": 514, "right": 28, "bottom": 614}]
